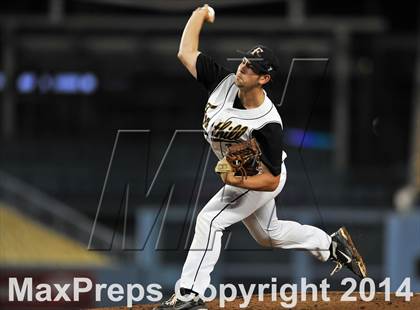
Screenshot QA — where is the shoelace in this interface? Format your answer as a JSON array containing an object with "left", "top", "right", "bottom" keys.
[
  {"left": 330, "top": 261, "right": 343, "bottom": 276},
  {"left": 329, "top": 239, "right": 351, "bottom": 276},
  {"left": 163, "top": 293, "right": 198, "bottom": 306},
  {"left": 163, "top": 294, "right": 178, "bottom": 306}
]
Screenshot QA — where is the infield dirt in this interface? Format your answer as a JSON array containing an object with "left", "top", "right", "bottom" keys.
[{"left": 93, "top": 292, "right": 420, "bottom": 309}]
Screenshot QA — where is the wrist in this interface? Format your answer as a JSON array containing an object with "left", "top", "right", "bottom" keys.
[
  {"left": 226, "top": 173, "right": 241, "bottom": 186},
  {"left": 192, "top": 8, "right": 208, "bottom": 21}
]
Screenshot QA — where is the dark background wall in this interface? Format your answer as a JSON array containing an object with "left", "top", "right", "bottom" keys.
[{"left": 0, "top": 0, "right": 418, "bottom": 225}]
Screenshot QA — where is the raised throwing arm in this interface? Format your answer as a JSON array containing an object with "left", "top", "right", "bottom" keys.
[{"left": 177, "top": 4, "right": 215, "bottom": 78}]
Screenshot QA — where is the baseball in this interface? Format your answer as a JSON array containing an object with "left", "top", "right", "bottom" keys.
[{"left": 207, "top": 5, "right": 215, "bottom": 23}]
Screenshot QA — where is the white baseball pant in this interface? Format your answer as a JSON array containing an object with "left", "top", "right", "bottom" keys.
[{"left": 179, "top": 163, "right": 332, "bottom": 296}]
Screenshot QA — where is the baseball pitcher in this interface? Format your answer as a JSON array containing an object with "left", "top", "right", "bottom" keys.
[{"left": 153, "top": 5, "right": 367, "bottom": 310}]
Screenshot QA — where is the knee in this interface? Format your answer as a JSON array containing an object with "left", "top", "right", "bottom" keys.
[
  {"left": 196, "top": 211, "right": 210, "bottom": 230},
  {"left": 196, "top": 210, "right": 226, "bottom": 233}
]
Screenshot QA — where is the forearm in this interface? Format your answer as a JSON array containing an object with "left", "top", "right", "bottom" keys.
[
  {"left": 178, "top": 6, "right": 213, "bottom": 77},
  {"left": 178, "top": 8, "right": 208, "bottom": 55},
  {"left": 225, "top": 172, "right": 280, "bottom": 191}
]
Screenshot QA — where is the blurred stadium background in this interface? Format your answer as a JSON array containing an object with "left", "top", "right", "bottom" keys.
[{"left": 0, "top": 0, "right": 419, "bottom": 308}]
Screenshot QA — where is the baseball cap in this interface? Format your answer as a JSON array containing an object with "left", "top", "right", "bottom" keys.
[{"left": 237, "top": 44, "right": 279, "bottom": 77}]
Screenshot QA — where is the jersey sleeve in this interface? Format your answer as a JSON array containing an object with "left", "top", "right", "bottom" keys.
[
  {"left": 252, "top": 122, "right": 284, "bottom": 176},
  {"left": 196, "top": 53, "right": 232, "bottom": 94}
]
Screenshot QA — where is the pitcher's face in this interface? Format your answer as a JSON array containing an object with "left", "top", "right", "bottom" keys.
[{"left": 235, "top": 57, "right": 270, "bottom": 89}]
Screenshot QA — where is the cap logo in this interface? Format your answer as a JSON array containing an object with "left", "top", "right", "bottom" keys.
[{"left": 250, "top": 47, "right": 264, "bottom": 57}]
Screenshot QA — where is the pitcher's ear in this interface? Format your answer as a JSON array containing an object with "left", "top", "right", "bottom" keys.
[{"left": 259, "top": 74, "right": 271, "bottom": 86}]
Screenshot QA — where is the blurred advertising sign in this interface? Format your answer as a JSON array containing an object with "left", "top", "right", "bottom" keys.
[{"left": 0, "top": 71, "right": 98, "bottom": 95}]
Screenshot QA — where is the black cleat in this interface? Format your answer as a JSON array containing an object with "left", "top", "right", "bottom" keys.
[
  {"left": 329, "top": 227, "right": 368, "bottom": 278},
  {"left": 153, "top": 293, "right": 207, "bottom": 310}
]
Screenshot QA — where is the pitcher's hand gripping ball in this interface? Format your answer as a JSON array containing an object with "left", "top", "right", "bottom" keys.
[
  {"left": 215, "top": 138, "right": 262, "bottom": 179},
  {"left": 205, "top": 5, "right": 215, "bottom": 23}
]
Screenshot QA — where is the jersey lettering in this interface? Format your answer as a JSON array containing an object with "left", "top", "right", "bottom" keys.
[{"left": 212, "top": 121, "right": 248, "bottom": 141}]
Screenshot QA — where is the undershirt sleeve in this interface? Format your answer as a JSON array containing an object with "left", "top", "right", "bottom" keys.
[
  {"left": 252, "top": 122, "right": 284, "bottom": 176},
  {"left": 196, "top": 53, "right": 232, "bottom": 94}
]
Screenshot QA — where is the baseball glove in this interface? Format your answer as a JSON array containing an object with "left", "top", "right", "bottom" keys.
[{"left": 215, "top": 138, "right": 262, "bottom": 179}]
